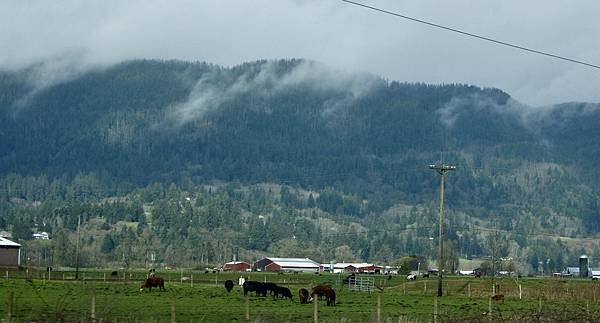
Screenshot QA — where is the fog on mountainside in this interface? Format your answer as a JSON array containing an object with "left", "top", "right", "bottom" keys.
[{"left": 1, "top": 59, "right": 600, "bottom": 272}]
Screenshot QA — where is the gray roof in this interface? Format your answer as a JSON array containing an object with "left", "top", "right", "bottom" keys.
[
  {"left": 267, "top": 257, "right": 320, "bottom": 268},
  {"left": 0, "top": 237, "right": 21, "bottom": 247}
]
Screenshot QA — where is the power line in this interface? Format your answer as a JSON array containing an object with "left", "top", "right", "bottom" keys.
[{"left": 340, "top": 0, "right": 600, "bottom": 70}]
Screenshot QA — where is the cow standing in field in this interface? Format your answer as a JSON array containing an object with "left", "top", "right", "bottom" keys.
[
  {"left": 243, "top": 281, "right": 267, "bottom": 297},
  {"left": 224, "top": 280, "right": 234, "bottom": 292},
  {"left": 274, "top": 286, "right": 293, "bottom": 300},
  {"left": 263, "top": 282, "right": 279, "bottom": 296},
  {"left": 325, "top": 288, "right": 336, "bottom": 306},
  {"left": 140, "top": 277, "right": 165, "bottom": 292},
  {"left": 299, "top": 288, "right": 309, "bottom": 304},
  {"left": 311, "top": 284, "right": 336, "bottom": 306}
]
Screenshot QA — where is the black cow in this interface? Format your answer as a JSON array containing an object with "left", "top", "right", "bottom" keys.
[
  {"left": 263, "top": 282, "right": 279, "bottom": 296},
  {"left": 224, "top": 280, "right": 234, "bottom": 292},
  {"left": 299, "top": 288, "right": 309, "bottom": 304},
  {"left": 243, "top": 281, "right": 267, "bottom": 297},
  {"left": 274, "top": 286, "right": 293, "bottom": 300}
]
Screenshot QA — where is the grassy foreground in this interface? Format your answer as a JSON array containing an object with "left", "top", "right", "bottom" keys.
[{"left": 1, "top": 272, "right": 600, "bottom": 322}]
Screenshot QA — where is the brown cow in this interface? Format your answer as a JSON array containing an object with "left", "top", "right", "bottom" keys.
[
  {"left": 311, "top": 284, "right": 336, "bottom": 306},
  {"left": 299, "top": 288, "right": 309, "bottom": 304},
  {"left": 326, "top": 288, "right": 336, "bottom": 306},
  {"left": 140, "top": 276, "right": 165, "bottom": 292},
  {"left": 491, "top": 294, "right": 504, "bottom": 302}
]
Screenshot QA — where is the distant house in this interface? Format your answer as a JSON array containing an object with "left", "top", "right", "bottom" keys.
[
  {"left": 0, "top": 231, "right": 11, "bottom": 239},
  {"left": 0, "top": 237, "right": 21, "bottom": 267},
  {"left": 33, "top": 232, "right": 50, "bottom": 240},
  {"left": 254, "top": 257, "right": 320, "bottom": 273},
  {"left": 223, "top": 261, "right": 251, "bottom": 272}
]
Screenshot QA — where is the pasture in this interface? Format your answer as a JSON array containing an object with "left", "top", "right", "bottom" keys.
[{"left": 2, "top": 270, "right": 600, "bottom": 322}]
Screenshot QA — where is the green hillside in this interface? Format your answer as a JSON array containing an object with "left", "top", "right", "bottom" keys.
[{"left": 1, "top": 59, "right": 599, "bottom": 273}]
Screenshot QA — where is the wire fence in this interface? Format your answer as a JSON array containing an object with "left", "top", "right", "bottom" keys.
[{"left": 3, "top": 271, "right": 600, "bottom": 322}]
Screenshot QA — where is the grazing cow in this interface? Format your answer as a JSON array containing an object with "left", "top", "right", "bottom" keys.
[
  {"left": 140, "top": 277, "right": 165, "bottom": 292},
  {"left": 311, "top": 284, "right": 336, "bottom": 306},
  {"left": 325, "top": 288, "right": 336, "bottom": 306},
  {"left": 224, "top": 280, "right": 234, "bottom": 293},
  {"left": 299, "top": 288, "right": 309, "bottom": 304},
  {"left": 263, "top": 282, "right": 279, "bottom": 296},
  {"left": 274, "top": 286, "right": 293, "bottom": 300},
  {"left": 110, "top": 271, "right": 118, "bottom": 277},
  {"left": 243, "top": 281, "right": 267, "bottom": 297},
  {"left": 491, "top": 294, "right": 504, "bottom": 302}
]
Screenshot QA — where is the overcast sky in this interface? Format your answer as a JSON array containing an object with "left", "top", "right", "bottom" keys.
[{"left": 2, "top": 0, "right": 599, "bottom": 106}]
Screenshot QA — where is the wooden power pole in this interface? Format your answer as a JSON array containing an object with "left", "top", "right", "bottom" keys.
[{"left": 429, "top": 163, "right": 456, "bottom": 297}]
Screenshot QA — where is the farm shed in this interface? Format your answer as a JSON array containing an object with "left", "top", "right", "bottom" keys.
[
  {"left": 0, "top": 237, "right": 21, "bottom": 267},
  {"left": 563, "top": 267, "right": 580, "bottom": 277},
  {"left": 223, "top": 261, "right": 251, "bottom": 272},
  {"left": 254, "top": 257, "right": 320, "bottom": 273}
]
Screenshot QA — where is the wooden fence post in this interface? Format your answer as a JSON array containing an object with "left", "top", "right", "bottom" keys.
[
  {"left": 245, "top": 296, "right": 250, "bottom": 322},
  {"left": 313, "top": 296, "right": 318, "bottom": 323},
  {"left": 433, "top": 295, "right": 438, "bottom": 323},
  {"left": 468, "top": 283, "right": 471, "bottom": 298},
  {"left": 488, "top": 297, "right": 492, "bottom": 322},
  {"left": 377, "top": 294, "right": 381, "bottom": 323},
  {"left": 519, "top": 284, "right": 522, "bottom": 300},
  {"left": 6, "top": 271, "right": 8, "bottom": 280},
  {"left": 191, "top": 274, "right": 193, "bottom": 288},
  {"left": 7, "top": 291, "right": 14, "bottom": 322},
  {"left": 91, "top": 289, "right": 96, "bottom": 321},
  {"left": 170, "top": 298, "right": 176, "bottom": 323}
]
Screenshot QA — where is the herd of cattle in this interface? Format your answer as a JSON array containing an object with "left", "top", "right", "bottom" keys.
[
  {"left": 231, "top": 279, "right": 336, "bottom": 306},
  {"left": 140, "top": 276, "right": 335, "bottom": 306}
]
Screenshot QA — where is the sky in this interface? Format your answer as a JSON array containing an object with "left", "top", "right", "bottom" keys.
[{"left": 2, "top": 0, "right": 599, "bottom": 106}]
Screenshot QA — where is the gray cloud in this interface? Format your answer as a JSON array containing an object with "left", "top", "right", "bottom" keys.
[{"left": 2, "top": 0, "right": 599, "bottom": 106}]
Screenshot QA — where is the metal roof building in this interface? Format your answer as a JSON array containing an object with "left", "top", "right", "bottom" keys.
[
  {"left": 254, "top": 257, "right": 320, "bottom": 273},
  {"left": 0, "top": 237, "right": 21, "bottom": 267},
  {"left": 224, "top": 261, "right": 251, "bottom": 272}
]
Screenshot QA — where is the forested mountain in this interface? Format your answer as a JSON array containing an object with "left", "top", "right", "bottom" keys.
[{"left": 1, "top": 59, "right": 600, "bottom": 274}]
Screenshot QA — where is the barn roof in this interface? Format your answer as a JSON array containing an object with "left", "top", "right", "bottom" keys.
[
  {"left": 267, "top": 257, "right": 319, "bottom": 268},
  {"left": 225, "top": 261, "right": 250, "bottom": 265},
  {"left": 0, "top": 237, "right": 21, "bottom": 247},
  {"left": 331, "top": 263, "right": 375, "bottom": 269}
]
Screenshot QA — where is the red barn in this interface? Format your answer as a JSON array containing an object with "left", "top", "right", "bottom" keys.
[{"left": 223, "top": 261, "right": 251, "bottom": 272}]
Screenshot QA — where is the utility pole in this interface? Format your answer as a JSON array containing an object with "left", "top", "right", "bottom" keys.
[
  {"left": 75, "top": 214, "right": 81, "bottom": 280},
  {"left": 429, "top": 163, "right": 456, "bottom": 297}
]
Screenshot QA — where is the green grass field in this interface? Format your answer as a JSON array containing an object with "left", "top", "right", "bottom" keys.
[{"left": 1, "top": 271, "right": 600, "bottom": 322}]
